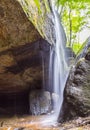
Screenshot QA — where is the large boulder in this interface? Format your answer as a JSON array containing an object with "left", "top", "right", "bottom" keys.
[
  {"left": 64, "top": 46, "right": 90, "bottom": 119},
  {"left": 29, "top": 90, "right": 51, "bottom": 115}
]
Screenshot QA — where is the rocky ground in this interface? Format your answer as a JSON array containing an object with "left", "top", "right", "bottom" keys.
[{"left": 0, "top": 116, "right": 89, "bottom": 130}]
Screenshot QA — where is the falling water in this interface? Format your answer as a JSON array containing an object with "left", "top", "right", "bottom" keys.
[
  {"left": 18, "top": 0, "right": 69, "bottom": 124},
  {"left": 49, "top": 1, "right": 69, "bottom": 120}
]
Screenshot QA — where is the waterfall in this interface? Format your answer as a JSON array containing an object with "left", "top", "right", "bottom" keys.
[
  {"left": 49, "top": 1, "right": 69, "bottom": 120},
  {"left": 19, "top": 0, "right": 69, "bottom": 122}
]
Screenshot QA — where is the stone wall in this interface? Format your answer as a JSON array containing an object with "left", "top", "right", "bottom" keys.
[{"left": 64, "top": 45, "right": 90, "bottom": 119}]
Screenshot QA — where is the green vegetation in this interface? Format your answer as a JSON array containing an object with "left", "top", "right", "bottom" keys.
[
  {"left": 56, "top": 0, "right": 90, "bottom": 54},
  {"left": 18, "top": 0, "right": 51, "bottom": 40},
  {"left": 72, "top": 43, "right": 81, "bottom": 54},
  {"left": 31, "top": 0, "right": 90, "bottom": 54},
  {"left": 23, "top": 0, "right": 50, "bottom": 14},
  {"left": 18, "top": 0, "right": 90, "bottom": 54}
]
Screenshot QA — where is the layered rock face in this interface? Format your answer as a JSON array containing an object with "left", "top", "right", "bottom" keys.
[
  {"left": 0, "top": 0, "right": 50, "bottom": 115},
  {"left": 0, "top": 40, "right": 50, "bottom": 94},
  {"left": 0, "top": 0, "right": 42, "bottom": 94},
  {"left": 0, "top": 39, "right": 50, "bottom": 115},
  {"left": 64, "top": 45, "right": 90, "bottom": 119}
]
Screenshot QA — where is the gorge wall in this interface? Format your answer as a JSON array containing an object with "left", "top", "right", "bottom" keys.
[
  {"left": 63, "top": 41, "right": 90, "bottom": 120},
  {"left": 0, "top": 0, "right": 90, "bottom": 120},
  {"left": 0, "top": 0, "right": 51, "bottom": 115}
]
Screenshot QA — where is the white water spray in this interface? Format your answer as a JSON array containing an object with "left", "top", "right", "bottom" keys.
[{"left": 49, "top": 1, "right": 69, "bottom": 120}]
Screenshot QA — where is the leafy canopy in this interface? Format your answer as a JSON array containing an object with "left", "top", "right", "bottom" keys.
[
  {"left": 56, "top": 0, "right": 90, "bottom": 5},
  {"left": 56, "top": 0, "right": 90, "bottom": 54}
]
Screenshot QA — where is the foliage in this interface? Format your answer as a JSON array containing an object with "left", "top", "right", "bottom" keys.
[
  {"left": 72, "top": 43, "right": 82, "bottom": 54},
  {"left": 56, "top": 0, "right": 90, "bottom": 54},
  {"left": 56, "top": 0, "right": 90, "bottom": 5}
]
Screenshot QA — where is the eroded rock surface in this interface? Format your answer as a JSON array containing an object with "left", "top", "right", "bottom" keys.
[
  {"left": 0, "top": 0, "right": 50, "bottom": 115},
  {"left": 0, "top": 39, "right": 50, "bottom": 114},
  {"left": 0, "top": 0, "right": 49, "bottom": 94},
  {"left": 0, "top": 0, "right": 41, "bottom": 49},
  {"left": 64, "top": 46, "right": 90, "bottom": 118},
  {"left": 29, "top": 90, "right": 51, "bottom": 115}
]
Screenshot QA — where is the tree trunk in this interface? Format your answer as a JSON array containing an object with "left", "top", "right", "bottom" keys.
[{"left": 69, "top": 8, "right": 72, "bottom": 47}]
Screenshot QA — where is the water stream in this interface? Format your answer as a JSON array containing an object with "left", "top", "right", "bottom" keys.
[
  {"left": 29, "top": 1, "right": 69, "bottom": 123},
  {"left": 48, "top": 1, "right": 69, "bottom": 121},
  {"left": 18, "top": 0, "right": 69, "bottom": 124}
]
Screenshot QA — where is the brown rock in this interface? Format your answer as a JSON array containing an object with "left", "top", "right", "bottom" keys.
[
  {"left": 0, "top": 0, "right": 41, "bottom": 50},
  {"left": 0, "top": 0, "right": 51, "bottom": 115},
  {"left": 0, "top": 0, "right": 43, "bottom": 94},
  {"left": 0, "top": 39, "right": 50, "bottom": 94}
]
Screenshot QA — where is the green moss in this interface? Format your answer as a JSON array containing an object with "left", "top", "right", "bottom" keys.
[{"left": 18, "top": 0, "right": 51, "bottom": 39}]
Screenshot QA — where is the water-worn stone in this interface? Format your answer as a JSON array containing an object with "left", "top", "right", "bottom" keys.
[
  {"left": 64, "top": 46, "right": 90, "bottom": 118},
  {"left": 29, "top": 90, "right": 51, "bottom": 115}
]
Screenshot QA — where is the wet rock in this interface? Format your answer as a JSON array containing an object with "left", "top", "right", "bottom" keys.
[
  {"left": 66, "top": 47, "right": 76, "bottom": 58},
  {"left": 64, "top": 47, "right": 90, "bottom": 118},
  {"left": 29, "top": 90, "right": 51, "bottom": 115},
  {"left": 0, "top": 115, "right": 90, "bottom": 130},
  {"left": 52, "top": 93, "right": 59, "bottom": 110},
  {"left": 65, "top": 47, "right": 75, "bottom": 66}
]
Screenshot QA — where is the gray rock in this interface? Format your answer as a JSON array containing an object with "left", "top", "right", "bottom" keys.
[
  {"left": 64, "top": 48, "right": 90, "bottom": 118},
  {"left": 29, "top": 90, "right": 51, "bottom": 115}
]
